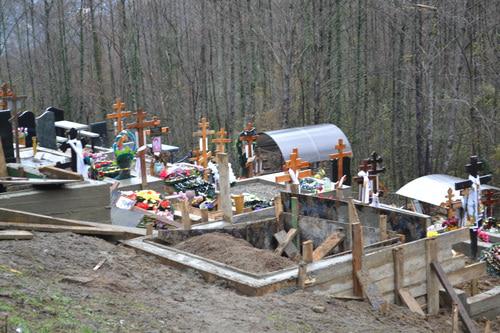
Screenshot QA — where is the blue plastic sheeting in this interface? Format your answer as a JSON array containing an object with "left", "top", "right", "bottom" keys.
[{"left": 257, "top": 123, "right": 351, "bottom": 163}]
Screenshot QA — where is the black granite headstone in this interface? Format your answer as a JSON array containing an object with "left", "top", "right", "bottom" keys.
[
  {"left": 18, "top": 111, "right": 36, "bottom": 148},
  {"left": 0, "top": 110, "right": 14, "bottom": 162},
  {"left": 46, "top": 106, "right": 65, "bottom": 136},
  {"left": 90, "top": 121, "right": 109, "bottom": 147},
  {"left": 331, "top": 157, "right": 352, "bottom": 186},
  {"left": 35, "top": 111, "right": 57, "bottom": 149}
]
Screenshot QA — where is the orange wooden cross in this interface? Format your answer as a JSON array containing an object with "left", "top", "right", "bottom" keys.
[
  {"left": 329, "top": 138, "right": 352, "bottom": 181},
  {"left": 0, "top": 83, "right": 27, "bottom": 163},
  {"left": 192, "top": 117, "right": 215, "bottom": 169},
  {"left": 440, "top": 187, "right": 461, "bottom": 219},
  {"left": 239, "top": 122, "right": 258, "bottom": 158},
  {"left": 189, "top": 149, "right": 201, "bottom": 164},
  {"left": 275, "top": 148, "right": 312, "bottom": 183},
  {"left": 212, "top": 128, "right": 232, "bottom": 154},
  {"left": 107, "top": 98, "right": 132, "bottom": 133},
  {"left": 145, "top": 119, "right": 169, "bottom": 137},
  {"left": 127, "top": 108, "right": 161, "bottom": 189},
  {"left": 482, "top": 189, "right": 498, "bottom": 218}
]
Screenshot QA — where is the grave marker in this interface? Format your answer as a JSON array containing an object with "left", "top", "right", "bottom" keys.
[
  {"left": 107, "top": 98, "right": 131, "bottom": 134},
  {"left": 0, "top": 110, "right": 14, "bottom": 163},
  {"left": 440, "top": 188, "right": 461, "bottom": 220},
  {"left": 0, "top": 84, "right": 28, "bottom": 163},
  {"left": 89, "top": 121, "right": 109, "bottom": 147},
  {"left": 239, "top": 122, "right": 258, "bottom": 177},
  {"left": 18, "top": 111, "right": 36, "bottom": 148},
  {"left": 329, "top": 138, "right": 352, "bottom": 184},
  {"left": 45, "top": 106, "right": 65, "bottom": 137},
  {"left": 212, "top": 128, "right": 231, "bottom": 154},
  {"left": 35, "top": 111, "right": 57, "bottom": 150},
  {"left": 192, "top": 117, "right": 215, "bottom": 180},
  {"left": 127, "top": 108, "right": 161, "bottom": 189},
  {"left": 275, "top": 148, "right": 312, "bottom": 191}
]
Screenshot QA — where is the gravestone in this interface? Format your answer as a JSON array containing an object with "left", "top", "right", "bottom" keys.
[
  {"left": 90, "top": 121, "right": 109, "bottom": 147},
  {"left": 0, "top": 110, "right": 15, "bottom": 162},
  {"left": 35, "top": 111, "right": 57, "bottom": 149},
  {"left": 18, "top": 111, "right": 36, "bottom": 148},
  {"left": 46, "top": 107, "right": 65, "bottom": 136}
]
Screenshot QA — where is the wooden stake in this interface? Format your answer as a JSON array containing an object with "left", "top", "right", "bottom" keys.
[
  {"left": 451, "top": 302, "right": 459, "bottom": 333},
  {"left": 232, "top": 194, "right": 245, "bottom": 215},
  {"left": 302, "top": 240, "right": 313, "bottom": 263},
  {"left": 200, "top": 207, "right": 209, "bottom": 223},
  {"left": 0, "top": 138, "right": 7, "bottom": 177},
  {"left": 470, "top": 278, "right": 479, "bottom": 296},
  {"left": 379, "top": 215, "right": 387, "bottom": 241},
  {"left": 217, "top": 153, "right": 233, "bottom": 223},
  {"left": 398, "top": 289, "right": 425, "bottom": 316},
  {"left": 297, "top": 262, "right": 307, "bottom": 289},
  {"left": 352, "top": 222, "right": 364, "bottom": 297},
  {"left": 426, "top": 237, "right": 439, "bottom": 315},
  {"left": 484, "top": 320, "right": 491, "bottom": 333},
  {"left": 274, "top": 195, "right": 283, "bottom": 222},
  {"left": 180, "top": 200, "right": 191, "bottom": 230},
  {"left": 146, "top": 223, "right": 153, "bottom": 236},
  {"left": 291, "top": 197, "right": 300, "bottom": 248},
  {"left": 393, "top": 247, "right": 404, "bottom": 305}
]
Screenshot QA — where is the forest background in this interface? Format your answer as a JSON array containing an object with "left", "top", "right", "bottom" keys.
[{"left": 0, "top": 0, "right": 498, "bottom": 188}]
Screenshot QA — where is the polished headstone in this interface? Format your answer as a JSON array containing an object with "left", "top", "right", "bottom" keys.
[
  {"left": 46, "top": 106, "right": 65, "bottom": 136},
  {"left": 89, "top": 121, "right": 109, "bottom": 147},
  {"left": 35, "top": 110, "right": 57, "bottom": 149},
  {"left": 18, "top": 111, "right": 36, "bottom": 148},
  {"left": 0, "top": 110, "right": 15, "bottom": 162}
]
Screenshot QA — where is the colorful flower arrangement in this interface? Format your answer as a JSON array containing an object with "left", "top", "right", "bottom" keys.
[
  {"left": 120, "top": 190, "right": 174, "bottom": 228},
  {"left": 441, "top": 216, "right": 459, "bottom": 231}
]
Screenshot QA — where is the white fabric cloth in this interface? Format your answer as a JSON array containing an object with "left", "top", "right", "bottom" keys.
[
  {"left": 460, "top": 174, "right": 482, "bottom": 229},
  {"left": 358, "top": 170, "right": 370, "bottom": 204},
  {"left": 67, "top": 139, "right": 87, "bottom": 178}
]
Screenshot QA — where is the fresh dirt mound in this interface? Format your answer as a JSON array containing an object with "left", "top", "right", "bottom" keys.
[{"left": 174, "top": 232, "right": 295, "bottom": 273}]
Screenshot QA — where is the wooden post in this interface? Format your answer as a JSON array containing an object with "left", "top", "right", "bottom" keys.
[
  {"left": 217, "top": 153, "right": 233, "bottom": 223},
  {"left": 302, "top": 240, "right": 313, "bottom": 263},
  {"left": 0, "top": 138, "right": 7, "bottom": 177},
  {"left": 470, "top": 278, "right": 479, "bottom": 296},
  {"left": 352, "top": 222, "right": 364, "bottom": 297},
  {"left": 379, "top": 215, "right": 387, "bottom": 241},
  {"left": 297, "top": 262, "right": 307, "bottom": 289},
  {"left": 274, "top": 194, "right": 283, "bottom": 222},
  {"left": 451, "top": 302, "right": 459, "bottom": 333},
  {"left": 233, "top": 194, "right": 245, "bottom": 215},
  {"left": 484, "top": 320, "right": 491, "bottom": 333},
  {"left": 200, "top": 207, "right": 209, "bottom": 223},
  {"left": 291, "top": 196, "right": 300, "bottom": 248},
  {"left": 181, "top": 200, "right": 191, "bottom": 230},
  {"left": 393, "top": 247, "right": 404, "bottom": 305},
  {"left": 426, "top": 237, "right": 439, "bottom": 315},
  {"left": 146, "top": 223, "right": 153, "bottom": 236},
  {"left": 290, "top": 183, "right": 299, "bottom": 194}
]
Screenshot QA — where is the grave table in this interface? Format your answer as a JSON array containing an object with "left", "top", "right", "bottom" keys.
[{"left": 55, "top": 121, "right": 88, "bottom": 131}]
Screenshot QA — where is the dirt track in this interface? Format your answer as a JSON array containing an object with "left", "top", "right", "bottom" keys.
[{"left": 0, "top": 232, "right": 497, "bottom": 332}]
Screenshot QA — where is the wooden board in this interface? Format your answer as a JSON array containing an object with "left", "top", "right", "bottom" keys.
[
  {"left": 398, "top": 288, "right": 425, "bottom": 316},
  {"left": 431, "top": 261, "right": 478, "bottom": 333},
  {"left": 312, "top": 232, "right": 344, "bottom": 261},
  {"left": 274, "top": 229, "right": 299, "bottom": 259},
  {"left": 274, "top": 228, "right": 297, "bottom": 256},
  {"left": 0, "top": 230, "right": 33, "bottom": 240},
  {"left": 0, "top": 137, "right": 7, "bottom": 177},
  {"left": 356, "top": 268, "right": 389, "bottom": 312},
  {"left": 39, "top": 166, "right": 84, "bottom": 180},
  {"left": 0, "top": 177, "right": 80, "bottom": 185}
]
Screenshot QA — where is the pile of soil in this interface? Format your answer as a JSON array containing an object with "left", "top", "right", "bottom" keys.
[{"left": 174, "top": 232, "right": 295, "bottom": 273}]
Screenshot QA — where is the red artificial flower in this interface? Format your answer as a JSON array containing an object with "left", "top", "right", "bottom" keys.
[
  {"left": 135, "top": 202, "right": 149, "bottom": 210},
  {"left": 160, "top": 200, "right": 170, "bottom": 209}
]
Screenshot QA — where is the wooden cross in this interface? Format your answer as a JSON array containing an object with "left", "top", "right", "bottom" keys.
[
  {"left": 192, "top": 117, "right": 215, "bottom": 180},
  {"left": 127, "top": 108, "right": 161, "bottom": 189},
  {"left": 329, "top": 138, "right": 352, "bottom": 181},
  {"left": 107, "top": 98, "right": 132, "bottom": 134},
  {"left": 440, "top": 188, "right": 460, "bottom": 219},
  {"left": 189, "top": 149, "right": 201, "bottom": 164},
  {"left": 212, "top": 128, "right": 231, "bottom": 154},
  {"left": 455, "top": 156, "right": 492, "bottom": 190},
  {"left": 1, "top": 83, "right": 27, "bottom": 163},
  {"left": 275, "top": 148, "right": 312, "bottom": 184},
  {"left": 482, "top": 189, "right": 498, "bottom": 218},
  {"left": 367, "top": 151, "right": 385, "bottom": 175},
  {"left": 239, "top": 122, "right": 259, "bottom": 177}
]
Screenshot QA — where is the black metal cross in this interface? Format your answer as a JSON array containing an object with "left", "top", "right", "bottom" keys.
[
  {"left": 367, "top": 151, "right": 385, "bottom": 175},
  {"left": 454, "top": 155, "right": 492, "bottom": 190}
]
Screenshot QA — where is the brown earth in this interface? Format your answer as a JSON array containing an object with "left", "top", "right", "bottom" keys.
[
  {"left": 174, "top": 232, "right": 295, "bottom": 274},
  {"left": 0, "top": 232, "right": 497, "bottom": 333}
]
